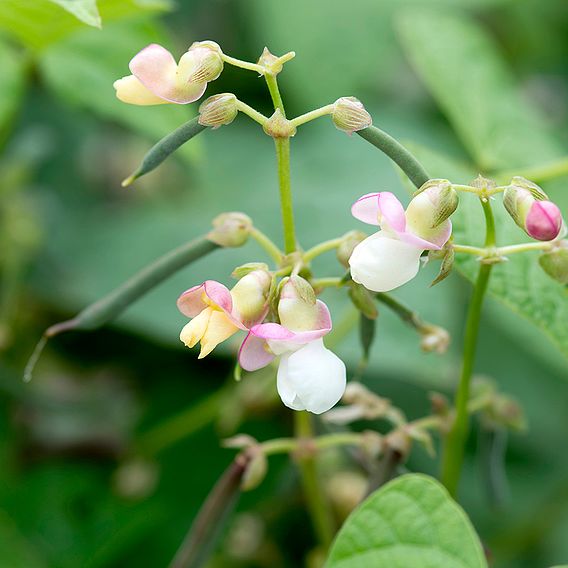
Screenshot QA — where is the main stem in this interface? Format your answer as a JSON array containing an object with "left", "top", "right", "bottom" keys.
[
  {"left": 294, "top": 411, "right": 335, "bottom": 549},
  {"left": 274, "top": 137, "right": 296, "bottom": 253},
  {"left": 441, "top": 198, "right": 495, "bottom": 497}
]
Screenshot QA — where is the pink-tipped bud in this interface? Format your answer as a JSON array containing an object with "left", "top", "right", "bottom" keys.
[{"left": 525, "top": 200, "right": 563, "bottom": 241}]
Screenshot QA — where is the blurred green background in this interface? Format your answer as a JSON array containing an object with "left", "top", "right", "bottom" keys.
[{"left": 1, "top": 0, "right": 568, "bottom": 566}]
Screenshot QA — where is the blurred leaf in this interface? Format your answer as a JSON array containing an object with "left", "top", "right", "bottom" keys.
[
  {"left": 39, "top": 20, "right": 198, "bottom": 152},
  {"left": 407, "top": 142, "right": 568, "bottom": 360},
  {"left": 50, "top": 0, "right": 101, "bottom": 28},
  {"left": 325, "top": 474, "right": 487, "bottom": 568},
  {"left": 0, "top": 40, "right": 28, "bottom": 135},
  {"left": 396, "top": 8, "right": 562, "bottom": 171},
  {"left": 0, "top": 0, "right": 171, "bottom": 50},
  {"left": 0, "top": 510, "right": 45, "bottom": 568}
]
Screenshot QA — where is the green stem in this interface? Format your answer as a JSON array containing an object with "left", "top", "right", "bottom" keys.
[
  {"left": 357, "top": 125, "right": 430, "bottom": 188},
  {"left": 265, "top": 74, "right": 285, "bottom": 115},
  {"left": 235, "top": 100, "right": 269, "bottom": 126},
  {"left": 498, "top": 241, "right": 554, "bottom": 256},
  {"left": 294, "top": 411, "right": 335, "bottom": 549},
  {"left": 375, "top": 292, "right": 425, "bottom": 331},
  {"left": 452, "top": 244, "right": 487, "bottom": 256},
  {"left": 311, "top": 277, "right": 343, "bottom": 289},
  {"left": 249, "top": 227, "right": 283, "bottom": 264},
  {"left": 220, "top": 53, "right": 264, "bottom": 74},
  {"left": 274, "top": 137, "right": 297, "bottom": 253},
  {"left": 303, "top": 237, "right": 343, "bottom": 262},
  {"left": 291, "top": 104, "right": 335, "bottom": 128},
  {"left": 440, "top": 197, "right": 495, "bottom": 497}
]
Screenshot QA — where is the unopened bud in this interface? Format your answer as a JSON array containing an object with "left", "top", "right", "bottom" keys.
[
  {"left": 187, "top": 41, "right": 224, "bottom": 83},
  {"left": 278, "top": 276, "right": 318, "bottom": 332},
  {"left": 419, "top": 324, "right": 450, "bottom": 354},
  {"left": 332, "top": 97, "right": 372, "bottom": 134},
  {"left": 231, "top": 270, "right": 272, "bottom": 325},
  {"left": 208, "top": 212, "right": 252, "bottom": 247},
  {"left": 539, "top": 242, "right": 568, "bottom": 284},
  {"left": 263, "top": 109, "right": 296, "bottom": 138},
  {"left": 198, "top": 93, "right": 238, "bottom": 128},
  {"left": 336, "top": 230, "right": 366, "bottom": 268},
  {"left": 410, "top": 179, "right": 458, "bottom": 229},
  {"left": 504, "top": 178, "right": 563, "bottom": 241},
  {"left": 241, "top": 450, "right": 268, "bottom": 491},
  {"left": 231, "top": 262, "right": 270, "bottom": 279}
]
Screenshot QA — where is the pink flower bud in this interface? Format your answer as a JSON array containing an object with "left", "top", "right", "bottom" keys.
[{"left": 525, "top": 200, "right": 563, "bottom": 241}]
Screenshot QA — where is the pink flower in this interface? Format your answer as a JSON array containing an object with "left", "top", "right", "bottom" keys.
[
  {"left": 239, "top": 277, "right": 346, "bottom": 414},
  {"left": 114, "top": 42, "right": 223, "bottom": 106},
  {"left": 526, "top": 200, "right": 563, "bottom": 241},
  {"left": 349, "top": 191, "right": 452, "bottom": 292},
  {"left": 177, "top": 271, "right": 270, "bottom": 359}
]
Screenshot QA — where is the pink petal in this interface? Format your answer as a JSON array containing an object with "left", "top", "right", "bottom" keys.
[
  {"left": 351, "top": 193, "right": 381, "bottom": 225},
  {"left": 177, "top": 280, "right": 233, "bottom": 318},
  {"left": 398, "top": 219, "right": 452, "bottom": 250},
  {"left": 129, "top": 43, "right": 207, "bottom": 104},
  {"left": 377, "top": 192, "right": 407, "bottom": 233},
  {"left": 238, "top": 332, "right": 276, "bottom": 372},
  {"left": 526, "top": 201, "right": 563, "bottom": 241},
  {"left": 249, "top": 323, "right": 296, "bottom": 341}
]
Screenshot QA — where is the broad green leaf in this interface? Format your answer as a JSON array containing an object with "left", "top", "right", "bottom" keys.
[
  {"left": 0, "top": 39, "right": 27, "bottom": 134},
  {"left": 39, "top": 21, "right": 198, "bottom": 152},
  {"left": 0, "top": 509, "right": 45, "bottom": 568},
  {"left": 50, "top": 0, "right": 101, "bottom": 28},
  {"left": 0, "top": 0, "right": 171, "bottom": 50},
  {"left": 325, "top": 474, "right": 487, "bottom": 568},
  {"left": 407, "top": 142, "right": 568, "bottom": 360},
  {"left": 396, "top": 8, "right": 562, "bottom": 171}
]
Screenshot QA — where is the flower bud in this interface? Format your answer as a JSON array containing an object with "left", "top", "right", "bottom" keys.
[
  {"left": 539, "top": 242, "right": 568, "bottom": 284},
  {"left": 419, "top": 324, "right": 450, "bottom": 354},
  {"left": 263, "top": 109, "right": 296, "bottom": 138},
  {"left": 257, "top": 46, "right": 283, "bottom": 74},
  {"left": 504, "top": 178, "right": 563, "bottom": 241},
  {"left": 336, "top": 230, "right": 366, "bottom": 268},
  {"left": 187, "top": 41, "right": 224, "bottom": 83},
  {"left": 278, "top": 276, "right": 318, "bottom": 332},
  {"left": 409, "top": 179, "right": 458, "bottom": 229},
  {"left": 208, "top": 212, "right": 252, "bottom": 247},
  {"left": 198, "top": 93, "right": 238, "bottom": 128},
  {"left": 241, "top": 450, "right": 268, "bottom": 491},
  {"left": 231, "top": 262, "right": 270, "bottom": 279},
  {"left": 331, "top": 97, "right": 372, "bottom": 134},
  {"left": 231, "top": 270, "right": 272, "bottom": 324}
]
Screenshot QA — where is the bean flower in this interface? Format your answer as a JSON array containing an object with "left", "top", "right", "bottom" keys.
[
  {"left": 177, "top": 270, "right": 271, "bottom": 359},
  {"left": 239, "top": 277, "right": 346, "bottom": 414},
  {"left": 114, "top": 41, "right": 223, "bottom": 106},
  {"left": 349, "top": 184, "right": 455, "bottom": 292}
]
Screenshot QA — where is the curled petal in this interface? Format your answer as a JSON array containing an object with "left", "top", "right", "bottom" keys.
[
  {"left": 130, "top": 43, "right": 207, "bottom": 104},
  {"left": 177, "top": 281, "right": 233, "bottom": 318},
  {"left": 397, "top": 220, "right": 451, "bottom": 250},
  {"left": 349, "top": 232, "right": 423, "bottom": 292},
  {"left": 113, "top": 75, "right": 168, "bottom": 106},
  {"left": 351, "top": 193, "right": 381, "bottom": 225},
  {"left": 351, "top": 192, "right": 406, "bottom": 234},
  {"left": 277, "top": 339, "right": 346, "bottom": 414}
]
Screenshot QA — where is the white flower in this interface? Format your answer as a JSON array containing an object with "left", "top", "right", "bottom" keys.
[{"left": 277, "top": 339, "right": 346, "bottom": 414}]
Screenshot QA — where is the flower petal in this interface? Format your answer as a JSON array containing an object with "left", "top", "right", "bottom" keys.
[
  {"left": 129, "top": 43, "right": 207, "bottom": 104},
  {"left": 351, "top": 193, "right": 381, "bottom": 225},
  {"left": 113, "top": 75, "right": 168, "bottom": 106},
  {"left": 277, "top": 339, "right": 346, "bottom": 414},
  {"left": 177, "top": 281, "right": 233, "bottom": 318},
  {"left": 238, "top": 331, "right": 276, "bottom": 372},
  {"left": 349, "top": 232, "right": 423, "bottom": 292},
  {"left": 180, "top": 308, "right": 211, "bottom": 348},
  {"left": 198, "top": 310, "right": 239, "bottom": 358},
  {"left": 404, "top": 191, "right": 453, "bottom": 248}
]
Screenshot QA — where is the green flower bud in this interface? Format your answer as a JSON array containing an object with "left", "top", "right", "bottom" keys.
[
  {"left": 198, "top": 93, "right": 238, "bottom": 128},
  {"left": 208, "top": 212, "right": 252, "bottom": 247},
  {"left": 336, "top": 230, "right": 366, "bottom": 268},
  {"left": 331, "top": 97, "right": 372, "bottom": 134},
  {"left": 539, "top": 242, "right": 568, "bottom": 284},
  {"left": 411, "top": 179, "right": 459, "bottom": 229}
]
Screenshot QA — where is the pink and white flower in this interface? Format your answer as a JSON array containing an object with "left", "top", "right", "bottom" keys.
[
  {"left": 177, "top": 270, "right": 270, "bottom": 359},
  {"left": 239, "top": 277, "right": 346, "bottom": 414},
  {"left": 114, "top": 42, "right": 223, "bottom": 106},
  {"left": 349, "top": 191, "right": 452, "bottom": 292}
]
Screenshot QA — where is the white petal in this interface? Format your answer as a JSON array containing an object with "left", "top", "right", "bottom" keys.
[
  {"left": 276, "top": 339, "right": 346, "bottom": 414},
  {"left": 113, "top": 75, "right": 168, "bottom": 106},
  {"left": 349, "top": 232, "right": 423, "bottom": 292}
]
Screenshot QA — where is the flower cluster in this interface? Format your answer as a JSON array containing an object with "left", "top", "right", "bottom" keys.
[{"left": 178, "top": 271, "right": 345, "bottom": 414}]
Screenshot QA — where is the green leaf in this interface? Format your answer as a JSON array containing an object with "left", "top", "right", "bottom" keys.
[
  {"left": 0, "top": 509, "right": 45, "bottom": 568},
  {"left": 325, "top": 474, "right": 487, "bottom": 568},
  {"left": 0, "top": 40, "right": 28, "bottom": 135},
  {"left": 396, "top": 8, "right": 561, "bottom": 171},
  {"left": 39, "top": 20, "right": 198, "bottom": 151},
  {"left": 49, "top": 0, "right": 101, "bottom": 28},
  {"left": 0, "top": 0, "right": 171, "bottom": 50}
]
